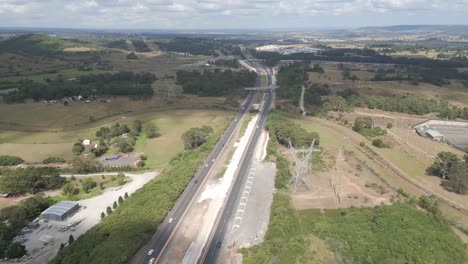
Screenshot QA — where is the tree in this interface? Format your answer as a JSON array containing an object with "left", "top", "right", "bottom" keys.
[
  {"left": 99, "top": 182, "right": 104, "bottom": 190},
  {"left": 442, "top": 162, "right": 467, "bottom": 194},
  {"left": 101, "top": 212, "right": 105, "bottom": 219},
  {"left": 124, "top": 192, "right": 128, "bottom": 199},
  {"left": 81, "top": 178, "right": 97, "bottom": 193},
  {"left": 60, "top": 243, "right": 65, "bottom": 250},
  {"left": 106, "top": 206, "right": 112, "bottom": 214},
  {"left": 6, "top": 243, "right": 26, "bottom": 259},
  {"left": 427, "top": 151, "right": 461, "bottom": 179},
  {"left": 113, "top": 201, "right": 118, "bottom": 209},
  {"left": 372, "top": 139, "right": 389, "bottom": 148},
  {"left": 133, "top": 120, "right": 142, "bottom": 134},
  {"left": 118, "top": 196, "right": 123, "bottom": 205},
  {"left": 62, "top": 183, "right": 79, "bottom": 197},
  {"left": 144, "top": 122, "right": 160, "bottom": 138},
  {"left": 72, "top": 157, "right": 102, "bottom": 174},
  {"left": 386, "top": 122, "right": 393, "bottom": 129},
  {"left": 353, "top": 117, "right": 373, "bottom": 132},
  {"left": 72, "top": 142, "right": 85, "bottom": 155},
  {"left": 137, "top": 160, "right": 145, "bottom": 168},
  {"left": 181, "top": 126, "right": 213, "bottom": 149},
  {"left": 126, "top": 52, "right": 138, "bottom": 59},
  {"left": 68, "top": 234, "right": 75, "bottom": 244}
]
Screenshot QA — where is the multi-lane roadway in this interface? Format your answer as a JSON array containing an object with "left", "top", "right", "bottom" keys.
[
  {"left": 131, "top": 67, "right": 261, "bottom": 264},
  {"left": 199, "top": 62, "right": 274, "bottom": 264}
]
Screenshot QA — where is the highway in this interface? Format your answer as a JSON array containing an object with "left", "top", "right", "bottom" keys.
[
  {"left": 131, "top": 76, "right": 260, "bottom": 264},
  {"left": 199, "top": 62, "right": 274, "bottom": 264}
]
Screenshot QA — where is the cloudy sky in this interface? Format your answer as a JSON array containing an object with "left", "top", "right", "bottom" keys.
[{"left": 1, "top": 0, "right": 467, "bottom": 29}]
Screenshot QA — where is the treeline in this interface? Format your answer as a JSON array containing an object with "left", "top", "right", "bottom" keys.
[
  {"left": 0, "top": 34, "right": 66, "bottom": 57},
  {"left": 0, "top": 167, "right": 66, "bottom": 195},
  {"left": 0, "top": 194, "right": 52, "bottom": 258},
  {"left": 344, "top": 94, "right": 468, "bottom": 120},
  {"left": 51, "top": 129, "right": 221, "bottom": 263},
  {"left": 155, "top": 38, "right": 241, "bottom": 56},
  {"left": 176, "top": 69, "right": 256, "bottom": 96},
  {"left": 212, "top": 59, "right": 239, "bottom": 68},
  {"left": 251, "top": 48, "right": 468, "bottom": 68},
  {"left": 4, "top": 71, "right": 156, "bottom": 102},
  {"left": 103, "top": 39, "right": 128, "bottom": 50},
  {"left": 371, "top": 65, "right": 468, "bottom": 87}
]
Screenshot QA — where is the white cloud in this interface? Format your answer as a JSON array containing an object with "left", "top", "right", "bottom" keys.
[{"left": 0, "top": 0, "right": 467, "bottom": 28}]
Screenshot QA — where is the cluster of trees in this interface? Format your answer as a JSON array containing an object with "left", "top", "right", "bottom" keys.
[
  {"left": 0, "top": 167, "right": 65, "bottom": 195},
  {"left": 212, "top": 59, "right": 239, "bottom": 68},
  {"left": 266, "top": 112, "right": 319, "bottom": 148},
  {"left": 276, "top": 62, "right": 308, "bottom": 102},
  {"left": 427, "top": 152, "right": 467, "bottom": 194},
  {"left": 352, "top": 116, "right": 387, "bottom": 138},
  {"left": 176, "top": 69, "right": 256, "bottom": 96},
  {"left": 181, "top": 126, "right": 213, "bottom": 149},
  {"left": 340, "top": 94, "right": 468, "bottom": 120},
  {"left": 95, "top": 123, "right": 133, "bottom": 154},
  {"left": 101, "top": 193, "right": 128, "bottom": 220},
  {"left": 371, "top": 65, "right": 468, "bottom": 87},
  {"left": 130, "top": 39, "right": 150, "bottom": 52},
  {"left": 103, "top": 39, "right": 128, "bottom": 50},
  {"left": 0, "top": 33, "right": 66, "bottom": 57},
  {"left": 372, "top": 138, "right": 390, "bottom": 148},
  {"left": 251, "top": 47, "right": 468, "bottom": 68},
  {"left": 0, "top": 194, "right": 52, "bottom": 258},
  {"left": 0, "top": 155, "right": 24, "bottom": 166},
  {"left": 155, "top": 38, "right": 241, "bottom": 56},
  {"left": 51, "top": 127, "right": 220, "bottom": 263},
  {"left": 4, "top": 71, "right": 156, "bottom": 102}
]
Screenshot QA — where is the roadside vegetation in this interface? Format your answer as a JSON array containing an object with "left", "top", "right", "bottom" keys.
[
  {"left": 51, "top": 129, "right": 222, "bottom": 263},
  {"left": 0, "top": 155, "right": 24, "bottom": 166}
]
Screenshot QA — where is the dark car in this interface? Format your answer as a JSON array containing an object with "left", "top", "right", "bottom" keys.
[{"left": 216, "top": 241, "right": 222, "bottom": 248}]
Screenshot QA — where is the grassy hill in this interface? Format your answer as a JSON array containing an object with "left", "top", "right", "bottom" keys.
[{"left": 0, "top": 34, "right": 92, "bottom": 57}]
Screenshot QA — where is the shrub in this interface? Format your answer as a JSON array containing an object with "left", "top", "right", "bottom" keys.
[
  {"left": 43, "top": 157, "right": 66, "bottom": 164},
  {"left": 372, "top": 139, "right": 389, "bottom": 148},
  {"left": 6, "top": 243, "right": 26, "bottom": 259},
  {"left": 0, "top": 155, "right": 24, "bottom": 166},
  {"left": 81, "top": 178, "right": 97, "bottom": 193}
]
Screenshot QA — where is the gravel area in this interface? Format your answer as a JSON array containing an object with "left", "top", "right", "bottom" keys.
[{"left": 18, "top": 171, "right": 157, "bottom": 264}]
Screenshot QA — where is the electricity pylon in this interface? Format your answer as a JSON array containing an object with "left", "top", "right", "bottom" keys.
[{"left": 288, "top": 138, "right": 319, "bottom": 192}]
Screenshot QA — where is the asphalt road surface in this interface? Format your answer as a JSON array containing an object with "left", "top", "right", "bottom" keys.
[
  {"left": 131, "top": 73, "right": 260, "bottom": 264},
  {"left": 199, "top": 63, "right": 273, "bottom": 264}
]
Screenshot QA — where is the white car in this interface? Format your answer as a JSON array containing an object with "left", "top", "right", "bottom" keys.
[
  {"left": 148, "top": 258, "right": 155, "bottom": 264},
  {"left": 148, "top": 249, "right": 154, "bottom": 256},
  {"left": 168, "top": 218, "right": 174, "bottom": 224}
]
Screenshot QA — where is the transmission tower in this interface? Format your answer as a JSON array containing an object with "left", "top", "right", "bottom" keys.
[
  {"left": 288, "top": 138, "right": 319, "bottom": 192},
  {"left": 167, "top": 85, "right": 176, "bottom": 97}
]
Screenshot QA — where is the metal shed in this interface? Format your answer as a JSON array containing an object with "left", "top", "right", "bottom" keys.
[{"left": 41, "top": 201, "right": 79, "bottom": 221}]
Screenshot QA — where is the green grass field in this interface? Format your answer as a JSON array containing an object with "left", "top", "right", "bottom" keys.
[{"left": 0, "top": 109, "right": 232, "bottom": 164}]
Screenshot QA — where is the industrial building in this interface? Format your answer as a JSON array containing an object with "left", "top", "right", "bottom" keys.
[
  {"left": 426, "top": 129, "right": 445, "bottom": 141},
  {"left": 41, "top": 201, "right": 79, "bottom": 221}
]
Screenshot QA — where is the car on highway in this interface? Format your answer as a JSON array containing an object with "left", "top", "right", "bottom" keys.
[
  {"left": 147, "top": 249, "right": 154, "bottom": 256},
  {"left": 148, "top": 258, "right": 155, "bottom": 264},
  {"left": 216, "top": 241, "right": 222, "bottom": 248},
  {"left": 168, "top": 218, "right": 174, "bottom": 224}
]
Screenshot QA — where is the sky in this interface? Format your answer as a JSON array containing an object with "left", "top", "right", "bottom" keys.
[{"left": 1, "top": 0, "right": 468, "bottom": 29}]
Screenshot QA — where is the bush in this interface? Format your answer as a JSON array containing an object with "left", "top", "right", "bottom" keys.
[
  {"left": 372, "top": 139, "right": 389, "bottom": 148},
  {"left": 43, "top": 157, "right": 66, "bottom": 164},
  {"left": 81, "top": 178, "right": 97, "bottom": 193},
  {"left": 62, "top": 183, "right": 79, "bottom": 197},
  {"left": 72, "top": 143, "right": 85, "bottom": 155},
  {"left": 0, "top": 155, "right": 24, "bottom": 166},
  {"left": 6, "top": 243, "right": 26, "bottom": 259}
]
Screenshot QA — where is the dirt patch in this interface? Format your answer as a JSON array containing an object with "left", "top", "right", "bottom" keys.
[
  {"left": 63, "top": 47, "right": 97, "bottom": 52},
  {"left": 290, "top": 147, "right": 395, "bottom": 210}
]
